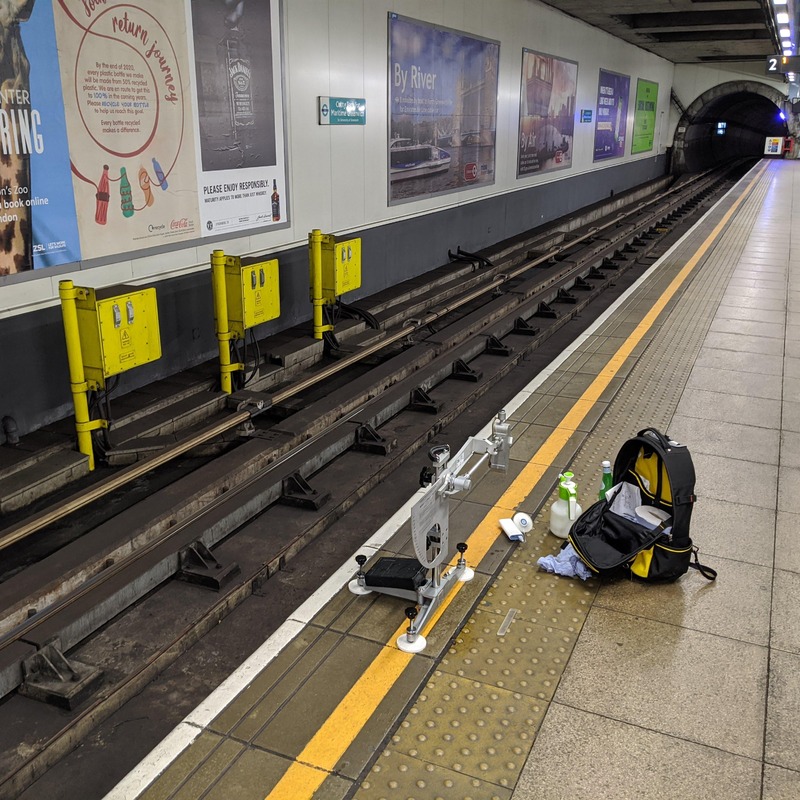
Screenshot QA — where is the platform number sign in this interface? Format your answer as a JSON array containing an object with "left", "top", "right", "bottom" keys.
[{"left": 766, "top": 55, "right": 800, "bottom": 74}]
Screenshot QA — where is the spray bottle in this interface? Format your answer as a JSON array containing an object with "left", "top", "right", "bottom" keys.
[{"left": 549, "top": 471, "right": 582, "bottom": 538}]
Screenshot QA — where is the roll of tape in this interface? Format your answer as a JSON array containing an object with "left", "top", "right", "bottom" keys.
[{"left": 513, "top": 512, "right": 533, "bottom": 532}]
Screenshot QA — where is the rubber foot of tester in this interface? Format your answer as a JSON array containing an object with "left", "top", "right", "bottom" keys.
[
  {"left": 348, "top": 578, "right": 372, "bottom": 595},
  {"left": 397, "top": 633, "right": 427, "bottom": 653},
  {"left": 458, "top": 566, "right": 475, "bottom": 582}
]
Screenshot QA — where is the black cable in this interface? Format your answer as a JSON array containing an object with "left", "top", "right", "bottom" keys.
[{"left": 243, "top": 328, "right": 261, "bottom": 387}]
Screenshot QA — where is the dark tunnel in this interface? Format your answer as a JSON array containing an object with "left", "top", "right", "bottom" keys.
[{"left": 673, "top": 81, "right": 789, "bottom": 173}]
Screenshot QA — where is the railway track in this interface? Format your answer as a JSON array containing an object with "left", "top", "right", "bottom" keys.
[{"left": 0, "top": 162, "right": 750, "bottom": 798}]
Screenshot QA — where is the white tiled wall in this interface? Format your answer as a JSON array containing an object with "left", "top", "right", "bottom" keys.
[{"left": 2, "top": 0, "right": 723, "bottom": 321}]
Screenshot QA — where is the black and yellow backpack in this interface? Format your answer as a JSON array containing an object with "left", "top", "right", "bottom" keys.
[{"left": 568, "top": 428, "right": 717, "bottom": 582}]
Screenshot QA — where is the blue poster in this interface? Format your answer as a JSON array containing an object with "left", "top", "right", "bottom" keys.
[
  {"left": 593, "top": 69, "right": 630, "bottom": 162},
  {"left": 388, "top": 14, "right": 499, "bottom": 204},
  {"left": 8, "top": 1, "right": 81, "bottom": 272}
]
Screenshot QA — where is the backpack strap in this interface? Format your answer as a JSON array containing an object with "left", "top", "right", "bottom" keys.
[{"left": 688, "top": 547, "right": 717, "bottom": 581}]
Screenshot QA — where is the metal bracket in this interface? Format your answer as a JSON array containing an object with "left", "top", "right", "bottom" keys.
[
  {"left": 485, "top": 335, "right": 512, "bottom": 357},
  {"left": 572, "top": 276, "right": 592, "bottom": 291},
  {"left": 512, "top": 316, "right": 540, "bottom": 336},
  {"left": 353, "top": 423, "right": 396, "bottom": 455},
  {"left": 451, "top": 358, "right": 482, "bottom": 382},
  {"left": 603, "top": 257, "right": 621, "bottom": 269},
  {"left": 455, "top": 246, "right": 493, "bottom": 268},
  {"left": 408, "top": 387, "right": 440, "bottom": 414},
  {"left": 586, "top": 266, "right": 605, "bottom": 279},
  {"left": 555, "top": 287, "right": 578, "bottom": 304},
  {"left": 280, "top": 472, "right": 330, "bottom": 510},
  {"left": 535, "top": 301, "right": 558, "bottom": 318},
  {"left": 178, "top": 541, "right": 241, "bottom": 590},
  {"left": 19, "top": 639, "right": 103, "bottom": 710}
]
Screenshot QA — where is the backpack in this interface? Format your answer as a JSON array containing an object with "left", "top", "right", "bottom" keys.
[{"left": 568, "top": 428, "right": 717, "bottom": 582}]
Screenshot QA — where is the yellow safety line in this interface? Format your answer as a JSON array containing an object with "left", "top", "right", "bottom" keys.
[{"left": 265, "top": 163, "right": 768, "bottom": 800}]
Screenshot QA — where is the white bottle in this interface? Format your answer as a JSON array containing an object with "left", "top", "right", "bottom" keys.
[{"left": 549, "top": 472, "right": 582, "bottom": 539}]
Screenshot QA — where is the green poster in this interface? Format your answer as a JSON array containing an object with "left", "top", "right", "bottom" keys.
[{"left": 631, "top": 79, "right": 658, "bottom": 154}]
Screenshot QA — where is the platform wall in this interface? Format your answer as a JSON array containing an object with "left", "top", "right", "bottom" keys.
[{"left": 0, "top": 0, "right": 675, "bottom": 436}]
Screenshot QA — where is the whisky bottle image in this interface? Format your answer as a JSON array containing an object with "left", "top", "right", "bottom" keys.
[{"left": 271, "top": 179, "right": 280, "bottom": 221}]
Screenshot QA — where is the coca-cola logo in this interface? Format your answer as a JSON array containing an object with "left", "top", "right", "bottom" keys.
[{"left": 170, "top": 218, "right": 190, "bottom": 229}]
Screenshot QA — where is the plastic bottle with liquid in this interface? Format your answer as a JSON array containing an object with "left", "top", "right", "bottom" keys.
[
  {"left": 549, "top": 472, "right": 582, "bottom": 539},
  {"left": 598, "top": 460, "right": 613, "bottom": 501}
]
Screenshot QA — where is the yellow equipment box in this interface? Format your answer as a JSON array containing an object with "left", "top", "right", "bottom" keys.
[
  {"left": 320, "top": 235, "right": 361, "bottom": 300},
  {"left": 223, "top": 255, "right": 281, "bottom": 338},
  {"left": 74, "top": 284, "right": 161, "bottom": 387}
]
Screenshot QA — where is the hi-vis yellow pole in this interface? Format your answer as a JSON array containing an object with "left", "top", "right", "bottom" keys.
[
  {"left": 211, "top": 249, "right": 241, "bottom": 394},
  {"left": 309, "top": 229, "right": 332, "bottom": 340},
  {"left": 59, "top": 280, "right": 105, "bottom": 471}
]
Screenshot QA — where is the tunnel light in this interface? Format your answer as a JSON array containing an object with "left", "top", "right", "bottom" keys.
[
  {"left": 781, "top": 27, "right": 791, "bottom": 37},
  {"left": 785, "top": 48, "right": 794, "bottom": 55},
  {"left": 789, "top": 72, "right": 797, "bottom": 81},
  {"left": 783, "top": 40, "right": 793, "bottom": 48},
  {"left": 777, "top": 12, "right": 790, "bottom": 23},
  {"left": 780, "top": 111, "right": 787, "bottom": 120},
  {"left": 773, "top": 0, "right": 788, "bottom": 5}
]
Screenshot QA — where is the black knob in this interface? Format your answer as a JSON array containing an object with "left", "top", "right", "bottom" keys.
[
  {"left": 457, "top": 542, "right": 468, "bottom": 555},
  {"left": 405, "top": 606, "right": 418, "bottom": 621},
  {"left": 419, "top": 466, "right": 435, "bottom": 487},
  {"left": 355, "top": 555, "right": 367, "bottom": 568}
]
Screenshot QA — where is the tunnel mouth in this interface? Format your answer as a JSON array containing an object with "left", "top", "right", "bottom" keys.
[{"left": 673, "top": 81, "right": 788, "bottom": 173}]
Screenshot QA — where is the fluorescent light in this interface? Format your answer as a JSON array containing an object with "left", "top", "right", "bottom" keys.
[
  {"left": 777, "top": 12, "right": 790, "bottom": 23},
  {"left": 783, "top": 40, "right": 793, "bottom": 48},
  {"left": 784, "top": 48, "right": 794, "bottom": 55},
  {"left": 789, "top": 72, "right": 797, "bottom": 80},
  {"left": 774, "top": 0, "right": 788, "bottom": 5},
  {"left": 781, "top": 28, "right": 791, "bottom": 37}
]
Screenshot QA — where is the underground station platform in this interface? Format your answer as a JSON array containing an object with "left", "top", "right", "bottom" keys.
[{"left": 105, "top": 159, "right": 800, "bottom": 800}]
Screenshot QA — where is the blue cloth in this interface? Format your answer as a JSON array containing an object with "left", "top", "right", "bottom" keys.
[{"left": 537, "top": 543, "right": 592, "bottom": 581}]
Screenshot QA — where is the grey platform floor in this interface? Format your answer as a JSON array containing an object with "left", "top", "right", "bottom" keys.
[{"left": 111, "top": 158, "right": 800, "bottom": 800}]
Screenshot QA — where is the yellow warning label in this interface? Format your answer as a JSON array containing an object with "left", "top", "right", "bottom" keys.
[
  {"left": 255, "top": 291, "right": 262, "bottom": 306},
  {"left": 120, "top": 329, "right": 132, "bottom": 348}
]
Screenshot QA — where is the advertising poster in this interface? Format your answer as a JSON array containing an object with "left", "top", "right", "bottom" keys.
[
  {"left": 54, "top": 0, "right": 200, "bottom": 259},
  {"left": 1, "top": 1, "right": 79, "bottom": 275},
  {"left": 593, "top": 69, "right": 630, "bottom": 162},
  {"left": 631, "top": 79, "right": 658, "bottom": 155},
  {"left": 388, "top": 14, "right": 499, "bottom": 204},
  {"left": 517, "top": 49, "right": 578, "bottom": 177},
  {"left": 189, "top": 0, "right": 287, "bottom": 236}
]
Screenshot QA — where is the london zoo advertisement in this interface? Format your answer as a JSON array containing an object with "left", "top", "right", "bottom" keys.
[
  {"left": 517, "top": 49, "right": 578, "bottom": 177},
  {"left": 593, "top": 68, "right": 630, "bottom": 162},
  {"left": 0, "top": 0, "right": 80, "bottom": 275},
  {"left": 631, "top": 78, "right": 658, "bottom": 155},
  {"left": 388, "top": 14, "right": 499, "bottom": 204}
]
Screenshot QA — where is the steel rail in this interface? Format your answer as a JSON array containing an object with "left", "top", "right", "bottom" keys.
[{"left": 0, "top": 168, "right": 723, "bottom": 554}]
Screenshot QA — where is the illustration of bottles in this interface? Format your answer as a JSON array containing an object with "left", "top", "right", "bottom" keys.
[
  {"left": 271, "top": 179, "right": 280, "bottom": 221},
  {"left": 95, "top": 165, "right": 110, "bottom": 225},
  {"left": 139, "top": 167, "right": 154, "bottom": 207},
  {"left": 119, "top": 167, "right": 134, "bottom": 218},
  {"left": 152, "top": 157, "right": 168, "bottom": 190}
]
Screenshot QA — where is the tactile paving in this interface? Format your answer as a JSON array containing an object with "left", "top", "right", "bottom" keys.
[{"left": 355, "top": 750, "right": 512, "bottom": 800}]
